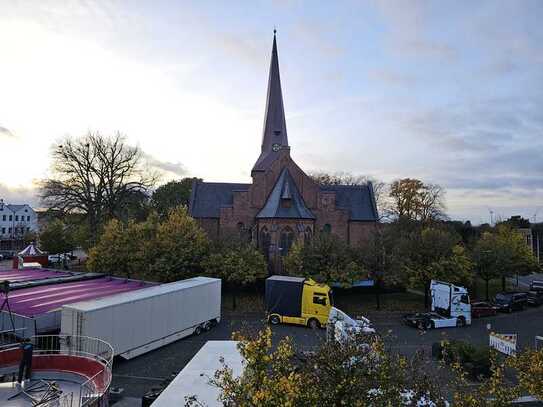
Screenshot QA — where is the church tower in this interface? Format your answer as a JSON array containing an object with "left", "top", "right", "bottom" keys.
[{"left": 252, "top": 30, "right": 290, "bottom": 173}]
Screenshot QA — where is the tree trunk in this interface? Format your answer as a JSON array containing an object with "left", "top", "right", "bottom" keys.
[
  {"left": 232, "top": 292, "right": 237, "bottom": 310},
  {"left": 424, "top": 280, "right": 430, "bottom": 309},
  {"left": 485, "top": 279, "right": 490, "bottom": 301},
  {"left": 375, "top": 279, "right": 381, "bottom": 310},
  {"left": 501, "top": 275, "right": 506, "bottom": 292}
]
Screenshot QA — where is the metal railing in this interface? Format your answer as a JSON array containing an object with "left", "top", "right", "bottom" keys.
[
  {"left": 0, "top": 334, "right": 113, "bottom": 407},
  {"left": 32, "top": 335, "right": 114, "bottom": 406}
]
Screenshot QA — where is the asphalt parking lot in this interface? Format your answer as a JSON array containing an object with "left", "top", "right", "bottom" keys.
[{"left": 112, "top": 306, "right": 543, "bottom": 398}]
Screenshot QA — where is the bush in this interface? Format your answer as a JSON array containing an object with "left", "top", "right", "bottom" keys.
[{"left": 441, "top": 340, "right": 491, "bottom": 380}]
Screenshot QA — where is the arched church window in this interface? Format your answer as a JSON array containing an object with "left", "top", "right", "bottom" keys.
[
  {"left": 260, "top": 227, "right": 271, "bottom": 260},
  {"left": 304, "top": 227, "right": 312, "bottom": 245},
  {"left": 280, "top": 226, "right": 295, "bottom": 256},
  {"left": 323, "top": 224, "right": 332, "bottom": 234}
]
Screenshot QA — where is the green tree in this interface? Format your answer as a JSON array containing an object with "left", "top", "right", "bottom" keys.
[
  {"left": 202, "top": 238, "right": 267, "bottom": 309},
  {"left": 403, "top": 227, "right": 474, "bottom": 308},
  {"left": 151, "top": 178, "right": 200, "bottom": 218},
  {"left": 283, "top": 233, "right": 367, "bottom": 287},
  {"left": 39, "top": 219, "right": 75, "bottom": 255},
  {"left": 473, "top": 226, "right": 540, "bottom": 298},
  {"left": 86, "top": 215, "right": 158, "bottom": 279},
  {"left": 150, "top": 206, "right": 209, "bottom": 282}
]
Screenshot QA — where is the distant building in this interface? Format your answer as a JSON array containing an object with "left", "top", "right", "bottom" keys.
[
  {"left": 189, "top": 33, "right": 378, "bottom": 272},
  {"left": 0, "top": 198, "right": 38, "bottom": 242}
]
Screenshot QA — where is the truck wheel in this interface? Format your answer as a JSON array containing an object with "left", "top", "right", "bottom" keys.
[
  {"left": 308, "top": 318, "right": 320, "bottom": 329},
  {"left": 424, "top": 320, "right": 433, "bottom": 330},
  {"left": 203, "top": 321, "right": 212, "bottom": 331},
  {"left": 456, "top": 317, "right": 466, "bottom": 328},
  {"left": 194, "top": 325, "right": 203, "bottom": 335},
  {"left": 269, "top": 315, "right": 281, "bottom": 325}
]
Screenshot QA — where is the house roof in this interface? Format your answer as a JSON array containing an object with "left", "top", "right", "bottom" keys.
[
  {"left": 253, "top": 32, "right": 289, "bottom": 172},
  {"left": 320, "top": 183, "right": 379, "bottom": 221},
  {"left": 6, "top": 204, "right": 28, "bottom": 213},
  {"left": 189, "top": 181, "right": 250, "bottom": 218},
  {"left": 256, "top": 168, "right": 315, "bottom": 219}
]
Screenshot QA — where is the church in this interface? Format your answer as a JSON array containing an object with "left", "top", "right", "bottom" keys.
[{"left": 189, "top": 32, "right": 378, "bottom": 269}]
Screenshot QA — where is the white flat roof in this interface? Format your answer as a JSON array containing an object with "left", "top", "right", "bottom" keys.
[
  {"left": 152, "top": 341, "right": 243, "bottom": 407},
  {"left": 63, "top": 277, "right": 221, "bottom": 312}
]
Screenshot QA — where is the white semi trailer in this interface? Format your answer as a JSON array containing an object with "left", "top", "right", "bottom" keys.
[
  {"left": 404, "top": 280, "right": 471, "bottom": 330},
  {"left": 61, "top": 277, "right": 221, "bottom": 359}
]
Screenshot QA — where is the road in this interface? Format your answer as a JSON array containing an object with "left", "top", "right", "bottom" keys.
[{"left": 112, "top": 306, "right": 543, "bottom": 398}]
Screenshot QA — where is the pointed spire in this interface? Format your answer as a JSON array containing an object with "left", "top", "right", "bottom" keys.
[{"left": 253, "top": 30, "right": 289, "bottom": 172}]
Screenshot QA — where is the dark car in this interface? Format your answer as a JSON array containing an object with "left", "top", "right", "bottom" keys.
[
  {"left": 471, "top": 301, "right": 498, "bottom": 318},
  {"left": 493, "top": 292, "right": 528, "bottom": 313},
  {"left": 527, "top": 290, "right": 543, "bottom": 306}
]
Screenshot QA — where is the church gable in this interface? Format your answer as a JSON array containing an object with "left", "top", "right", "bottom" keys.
[{"left": 256, "top": 168, "right": 315, "bottom": 219}]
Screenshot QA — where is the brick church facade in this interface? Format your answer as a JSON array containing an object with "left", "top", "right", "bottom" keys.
[{"left": 189, "top": 33, "right": 378, "bottom": 269}]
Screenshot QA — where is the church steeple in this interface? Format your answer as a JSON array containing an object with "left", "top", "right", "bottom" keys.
[{"left": 252, "top": 30, "right": 289, "bottom": 172}]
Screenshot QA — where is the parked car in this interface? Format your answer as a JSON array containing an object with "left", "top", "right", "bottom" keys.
[
  {"left": 0, "top": 250, "right": 15, "bottom": 260},
  {"left": 493, "top": 292, "right": 528, "bottom": 313},
  {"left": 471, "top": 302, "right": 498, "bottom": 318},
  {"left": 527, "top": 290, "right": 543, "bottom": 306},
  {"left": 48, "top": 253, "right": 69, "bottom": 263}
]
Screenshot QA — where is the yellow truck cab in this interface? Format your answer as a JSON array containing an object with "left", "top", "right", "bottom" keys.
[{"left": 265, "top": 275, "right": 332, "bottom": 328}]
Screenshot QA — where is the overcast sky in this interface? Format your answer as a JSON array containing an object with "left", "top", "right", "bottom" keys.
[{"left": 0, "top": 1, "right": 542, "bottom": 224}]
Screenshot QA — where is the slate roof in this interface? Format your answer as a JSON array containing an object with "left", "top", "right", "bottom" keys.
[
  {"left": 320, "top": 183, "right": 379, "bottom": 221},
  {"left": 189, "top": 181, "right": 250, "bottom": 218},
  {"left": 7, "top": 204, "right": 27, "bottom": 213},
  {"left": 253, "top": 32, "right": 289, "bottom": 172},
  {"left": 256, "top": 168, "right": 315, "bottom": 219}
]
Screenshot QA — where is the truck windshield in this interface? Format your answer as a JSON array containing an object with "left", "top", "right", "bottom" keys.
[{"left": 328, "top": 290, "right": 334, "bottom": 306}]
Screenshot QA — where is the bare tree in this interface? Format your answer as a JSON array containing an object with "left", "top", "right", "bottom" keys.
[{"left": 40, "top": 132, "right": 156, "bottom": 243}]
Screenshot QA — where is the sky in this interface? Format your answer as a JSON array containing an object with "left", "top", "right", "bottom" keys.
[{"left": 0, "top": 0, "right": 542, "bottom": 224}]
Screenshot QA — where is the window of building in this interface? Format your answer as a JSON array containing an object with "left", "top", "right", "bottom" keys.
[
  {"left": 9, "top": 215, "right": 12, "bottom": 221},
  {"left": 1, "top": 228, "right": 5, "bottom": 234},
  {"left": 15, "top": 215, "right": 19, "bottom": 221},
  {"left": 259, "top": 227, "right": 271, "bottom": 260},
  {"left": 279, "top": 226, "right": 295, "bottom": 256},
  {"left": 26, "top": 227, "right": 30, "bottom": 233},
  {"left": 304, "top": 227, "right": 312, "bottom": 245},
  {"left": 27, "top": 216, "right": 30, "bottom": 221},
  {"left": 322, "top": 224, "right": 332, "bottom": 234},
  {"left": 8, "top": 227, "right": 11, "bottom": 233},
  {"left": 2, "top": 215, "right": 5, "bottom": 221},
  {"left": 24, "top": 208, "right": 28, "bottom": 212}
]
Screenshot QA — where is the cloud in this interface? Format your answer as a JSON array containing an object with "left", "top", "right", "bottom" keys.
[
  {"left": 0, "top": 183, "right": 40, "bottom": 207},
  {"left": 0, "top": 126, "right": 16, "bottom": 139},
  {"left": 367, "top": 69, "right": 416, "bottom": 86},
  {"left": 143, "top": 153, "right": 186, "bottom": 177}
]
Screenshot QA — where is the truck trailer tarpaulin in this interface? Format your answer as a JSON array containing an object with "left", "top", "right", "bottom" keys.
[{"left": 265, "top": 276, "right": 305, "bottom": 317}]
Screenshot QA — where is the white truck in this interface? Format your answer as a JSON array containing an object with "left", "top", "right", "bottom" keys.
[
  {"left": 61, "top": 277, "right": 221, "bottom": 359},
  {"left": 327, "top": 307, "right": 375, "bottom": 343},
  {"left": 404, "top": 280, "right": 471, "bottom": 329}
]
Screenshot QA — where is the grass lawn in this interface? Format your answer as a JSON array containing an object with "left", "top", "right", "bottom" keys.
[
  {"left": 222, "top": 288, "right": 426, "bottom": 316},
  {"left": 334, "top": 290, "right": 425, "bottom": 314}
]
